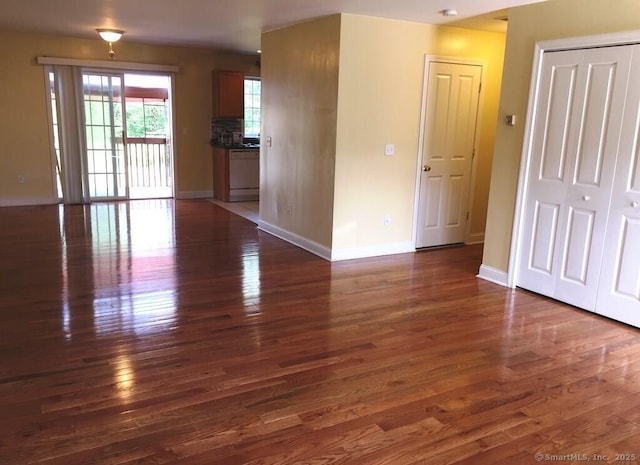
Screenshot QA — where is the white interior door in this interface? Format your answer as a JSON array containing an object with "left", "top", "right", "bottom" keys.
[
  {"left": 416, "top": 60, "right": 481, "bottom": 248},
  {"left": 596, "top": 48, "right": 640, "bottom": 326},
  {"left": 517, "top": 45, "right": 634, "bottom": 311},
  {"left": 82, "top": 72, "right": 128, "bottom": 200}
]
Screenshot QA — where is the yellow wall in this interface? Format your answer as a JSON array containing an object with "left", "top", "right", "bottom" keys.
[
  {"left": 0, "top": 29, "right": 258, "bottom": 205},
  {"left": 433, "top": 27, "right": 506, "bottom": 238},
  {"left": 333, "top": 16, "right": 434, "bottom": 253},
  {"left": 333, "top": 14, "right": 505, "bottom": 254},
  {"left": 260, "top": 16, "right": 341, "bottom": 248},
  {"left": 261, "top": 13, "right": 505, "bottom": 257},
  {"left": 483, "top": 0, "right": 640, "bottom": 271}
]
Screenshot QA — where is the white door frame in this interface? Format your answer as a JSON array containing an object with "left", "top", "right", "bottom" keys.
[
  {"left": 412, "top": 55, "right": 486, "bottom": 249},
  {"left": 81, "top": 69, "right": 130, "bottom": 201},
  {"left": 507, "top": 30, "right": 640, "bottom": 288},
  {"left": 40, "top": 58, "right": 178, "bottom": 203}
]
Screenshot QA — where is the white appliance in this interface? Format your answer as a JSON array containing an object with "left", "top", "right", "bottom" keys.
[{"left": 228, "top": 149, "right": 259, "bottom": 201}]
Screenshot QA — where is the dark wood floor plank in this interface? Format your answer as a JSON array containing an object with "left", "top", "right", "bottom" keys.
[{"left": 1, "top": 199, "right": 639, "bottom": 464}]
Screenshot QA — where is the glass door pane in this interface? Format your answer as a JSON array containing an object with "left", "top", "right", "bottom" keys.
[
  {"left": 124, "top": 73, "right": 174, "bottom": 199},
  {"left": 82, "top": 72, "right": 128, "bottom": 200}
]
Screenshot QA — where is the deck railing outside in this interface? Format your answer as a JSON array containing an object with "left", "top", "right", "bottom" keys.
[{"left": 126, "top": 137, "right": 172, "bottom": 198}]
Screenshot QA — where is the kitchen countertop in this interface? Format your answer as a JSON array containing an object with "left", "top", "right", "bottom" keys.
[{"left": 211, "top": 142, "right": 260, "bottom": 149}]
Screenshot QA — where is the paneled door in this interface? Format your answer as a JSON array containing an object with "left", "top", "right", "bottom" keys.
[
  {"left": 82, "top": 72, "right": 129, "bottom": 200},
  {"left": 416, "top": 61, "right": 482, "bottom": 248},
  {"left": 595, "top": 48, "right": 640, "bottom": 327},
  {"left": 517, "top": 45, "right": 637, "bottom": 313}
]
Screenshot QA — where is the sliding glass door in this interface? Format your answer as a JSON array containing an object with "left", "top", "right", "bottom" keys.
[
  {"left": 47, "top": 67, "right": 175, "bottom": 203},
  {"left": 82, "top": 72, "right": 128, "bottom": 200}
]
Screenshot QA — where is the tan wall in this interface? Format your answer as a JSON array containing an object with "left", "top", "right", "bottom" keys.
[
  {"left": 333, "top": 16, "right": 435, "bottom": 252},
  {"left": 260, "top": 16, "right": 341, "bottom": 248},
  {"left": 483, "top": 0, "right": 640, "bottom": 272},
  {"left": 0, "top": 29, "right": 259, "bottom": 204},
  {"left": 333, "top": 14, "right": 505, "bottom": 252},
  {"left": 433, "top": 27, "right": 506, "bottom": 239}
]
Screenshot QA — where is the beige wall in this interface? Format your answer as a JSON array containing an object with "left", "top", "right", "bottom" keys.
[
  {"left": 260, "top": 16, "right": 341, "bottom": 248},
  {"left": 0, "top": 29, "right": 258, "bottom": 205},
  {"left": 333, "top": 16, "right": 433, "bottom": 253},
  {"left": 433, "top": 27, "right": 506, "bottom": 238},
  {"left": 483, "top": 0, "right": 640, "bottom": 272},
  {"left": 333, "top": 15, "right": 505, "bottom": 254},
  {"left": 261, "top": 13, "right": 505, "bottom": 257}
]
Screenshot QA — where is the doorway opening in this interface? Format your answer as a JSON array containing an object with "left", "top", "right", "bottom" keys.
[
  {"left": 48, "top": 70, "right": 174, "bottom": 202},
  {"left": 122, "top": 74, "right": 173, "bottom": 200}
]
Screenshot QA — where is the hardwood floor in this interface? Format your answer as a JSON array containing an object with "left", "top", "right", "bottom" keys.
[
  {"left": 207, "top": 199, "right": 259, "bottom": 224},
  {"left": 1, "top": 199, "right": 639, "bottom": 464}
]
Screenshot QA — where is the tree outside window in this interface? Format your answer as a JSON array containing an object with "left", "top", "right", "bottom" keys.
[{"left": 244, "top": 78, "right": 261, "bottom": 137}]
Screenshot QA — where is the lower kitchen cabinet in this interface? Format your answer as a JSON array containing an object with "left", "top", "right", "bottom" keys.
[
  {"left": 213, "top": 147, "right": 230, "bottom": 202},
  {"left": 213, "top": 147, "right": 260, "bottom": 202}
]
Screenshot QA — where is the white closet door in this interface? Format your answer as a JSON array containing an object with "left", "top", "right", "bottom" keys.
[
  {"left": 596, "top": 46, "right": 640, "bottom": 326},
  {"left": 518, "top": 46, "right": 633, "bottom": 311}
]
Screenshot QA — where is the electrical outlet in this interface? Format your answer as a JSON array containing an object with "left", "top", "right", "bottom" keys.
[
  {"left": 385, "top": 144, "right": 395, "bottom": 156},
  {"left": 17, "top": 176, "right": 25, "bottom": 184},
  {"left": 384, "top": 215, "right": 391, "bottom": 226}
]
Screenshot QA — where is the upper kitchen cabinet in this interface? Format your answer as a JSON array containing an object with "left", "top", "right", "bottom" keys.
[{"left": 212, "top": 70, "right": 244, "bottom": 118}]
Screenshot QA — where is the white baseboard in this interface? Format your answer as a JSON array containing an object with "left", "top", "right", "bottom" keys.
[
  {"left": 477, "top": 264, "right": 508, "bottom": 287},
  {"left": 258, "top": 221, "right": 332, "bottom": 260},
  {"left": 0, "top": 197, "right": 59, "bottom": 207},
  {"left": 466, "top": 231, "right": 485, "bottom": 245},
  {"left": 176, "top": 190, "right": 213, "bottom": 199},
  {"left": 257, "top": 221, "right": 416, "bottom": 262},
  {"left": 331, "top": 241, "right": 415, "bottom": 261}
]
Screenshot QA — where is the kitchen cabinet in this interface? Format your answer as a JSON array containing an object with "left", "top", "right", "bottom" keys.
[
  {"left": 213, "top": 147, "right": 230, "bottom": 201},
  {"left": 213, "top": 147, "right": 260, "bottom": 202},
  {"left": 212, "top": 70, "right": 244, "bottom": 118}
]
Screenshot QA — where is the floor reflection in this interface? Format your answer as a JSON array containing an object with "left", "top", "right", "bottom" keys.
[
  {"left": 241, "top": 243, "right": 261, "bottom": 305},
  {"left": 59, "top": 199, "right": 178, "bottom": 337},
  {"left": 112, "top": 351, "right": 135, "bottom": 402},
  {"left": 62, "top": 302, "right": 72, "bottom": 341}
]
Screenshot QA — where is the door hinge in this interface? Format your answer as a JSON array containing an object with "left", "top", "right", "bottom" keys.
[
  {"left": 466, "top": 211, "right": 470, "bottom": 221},
  {"left": 479, "top": 82, "right": 482, "bottom": 94}
]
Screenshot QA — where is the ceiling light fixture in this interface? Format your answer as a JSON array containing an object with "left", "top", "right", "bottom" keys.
[
  {"left": 96, "top": 28, "right": 125, "bottom": 59},
  {"left": 441, "top": 8, "right": 458, "bottom": 17}
]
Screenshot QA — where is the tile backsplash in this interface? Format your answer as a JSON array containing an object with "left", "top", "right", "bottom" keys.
[{"left": 211, "top": 118, "right": 243, "bottom": 143}]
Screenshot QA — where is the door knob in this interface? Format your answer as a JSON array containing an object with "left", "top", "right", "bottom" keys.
[
  {"left": 582, "top": 195, "right": 590, "bottom": 201},
  {"left": 633, "top": 201, "right": 639, "bottom": 208},
  {"left": 423, "top": 165, "right": 432, "bottom": 172}
]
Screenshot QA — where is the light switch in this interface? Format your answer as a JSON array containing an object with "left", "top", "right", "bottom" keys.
[{"left": 385, "top": 144, "right": 395, "bottom": 156}]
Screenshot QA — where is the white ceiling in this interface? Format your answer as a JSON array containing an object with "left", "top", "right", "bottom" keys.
[{"left": 0, "top": 0, "right": 545, "bottom": 53}]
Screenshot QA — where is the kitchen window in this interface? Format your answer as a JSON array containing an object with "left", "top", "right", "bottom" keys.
[{"left": 244, "top": 77, "right": 261, "bottom": 137}]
